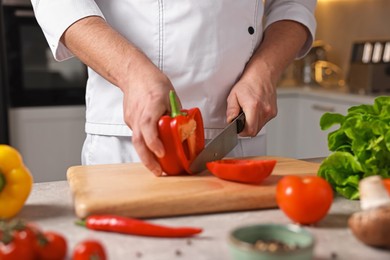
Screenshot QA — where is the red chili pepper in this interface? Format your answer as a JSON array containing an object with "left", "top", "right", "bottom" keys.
[
  {"left": 76, "top": 215, "right": 202, "bottom": 238},
  {"left": 157, "top": 90, "right": 205, "bottom": 175}
]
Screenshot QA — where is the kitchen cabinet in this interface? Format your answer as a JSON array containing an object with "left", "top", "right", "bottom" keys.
[
  {"left": 9, "top": 106, "right": 85, "bottom": 182},
  {"left": 265, "top": 94, "right": 300, "bottom": 158},
  {"left": 296, "top": 97, "right": 356, "bottom": 158},
  {"left": 266, "top": 88, "right": 376, "bottom": 159}
]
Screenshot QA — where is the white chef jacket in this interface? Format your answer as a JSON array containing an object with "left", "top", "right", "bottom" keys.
[{"left": 32, "top": 0, "right": 316, "bottom": 140}]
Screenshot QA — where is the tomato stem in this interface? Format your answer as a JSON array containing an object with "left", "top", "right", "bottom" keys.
[
  {"left": 0, "top": 221, "right": 14, "bottom": 245},
  {"left": 0, "top": 171, "right": 6, "bottom": 193},
  {"left": 7, "top": 218, "right": 26, "bottom": 231},
  {"left": 1, "top": 230, "right": 13, "bottom": 245},
  {"left": 90, "top": 253, "right": 101, "bottom": 260},
  {"left": 36, "top": 231, "right": 50, "bottom": 246}
]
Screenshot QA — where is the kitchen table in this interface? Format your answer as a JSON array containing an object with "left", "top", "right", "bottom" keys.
[{"left": 18, "top": 163, "right": 390, "bottom": 260}]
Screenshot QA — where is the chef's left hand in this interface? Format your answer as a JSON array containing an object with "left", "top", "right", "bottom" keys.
[
  {"left": 226, "top": 20, "right": 309, "bottom": 137},
  {"left": 226, "top": 73, "right": 277, "bottom": 137}
]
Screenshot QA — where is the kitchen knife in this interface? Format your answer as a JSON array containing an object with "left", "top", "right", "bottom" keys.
[{"left": 189, "top": 112, "right": 246, "bottom": 173}]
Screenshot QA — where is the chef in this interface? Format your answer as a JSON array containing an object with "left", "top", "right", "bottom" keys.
[{"left": 31, "top": 0, "right": 317, "bottom": 176}]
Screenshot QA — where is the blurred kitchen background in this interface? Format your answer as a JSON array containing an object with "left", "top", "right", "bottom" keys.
[
  {"left": 0, "top": 0, "right": 86, "bottom": 182},
  {"left": 1, "top": 0, "right": 390, "bottom": 182},
  {"left": 280, "top": 0, "right": 390, "bottom": 92},
  {"left": 316, "top": 0, "right": 390, "bottom": 82}
]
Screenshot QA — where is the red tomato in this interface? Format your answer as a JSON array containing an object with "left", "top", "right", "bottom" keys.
[
  {"left": 0, "top": 232, "right": 35, "bottom": 260},
  {"left": 13, "top": 227, "right": 37, "bottom": 259},
  {"left": 276, "top": 175, "right": 333, "bottom": 225},
  {"left": 35, "top": 231, "right": 67, "bottom": 260},
  {"left": 0, "top": 221, "right": 40, "bottom": 260},
  {"left": 383, "top": 179, "right": 390, "bottom": 195},
  {"left": 72, "top": 239, "right": 107, "bottom": 260},
  {"left": 206, "top": 159, "right": 277, "bottom": 184}
]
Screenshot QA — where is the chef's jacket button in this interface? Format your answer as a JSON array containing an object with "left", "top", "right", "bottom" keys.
[{"left": 248, "top": 26, "right": 255, "bottom": 35}]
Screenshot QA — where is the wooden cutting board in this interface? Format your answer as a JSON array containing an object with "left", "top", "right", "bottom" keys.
[{"left": 67, "top": 156, "right": 320, "bottom": 219}]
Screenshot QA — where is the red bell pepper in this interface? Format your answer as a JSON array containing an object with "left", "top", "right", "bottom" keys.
[
  {"left": 206, "top": 159, "right": 277, "bottom": 184},
  {"left": 157, "top": 90, "right": 205, "bottom": 175},
  {"left": 384, "top": 179, "right": 390, "bottom": 195}
]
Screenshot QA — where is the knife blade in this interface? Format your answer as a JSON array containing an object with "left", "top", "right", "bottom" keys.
[{"left": 189, "top": 112, "right": 246, "bottom": 173}]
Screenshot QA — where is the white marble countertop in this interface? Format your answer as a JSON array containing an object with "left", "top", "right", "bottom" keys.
[
  {"left": 18, "top": 176, "right": 390, "bottom": 260},
  {"left": 276, "top": 85, "right": 378, "bottom": 104}
]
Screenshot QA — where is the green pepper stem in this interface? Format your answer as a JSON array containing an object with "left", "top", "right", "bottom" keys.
[
  {"left": 75, "top": 219, "right": 87, "bottom": 227},
  {"left": 169, "top": 90, "right": 183, "bottom": 118},
  {"left": 0, "top": 171, "right": 5, "bottom": 193}
]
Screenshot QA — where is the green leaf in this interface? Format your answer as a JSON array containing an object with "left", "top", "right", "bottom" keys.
[
  {"left": 320, "top": 112, "right": 344, "bottom": 130},
  {"left": 327, "top": 130, "right": 349, "bottom": 152},
  {"left": 318, "top": 152, "right": 363, "bottom": 199},
  {"left": 318, "top": 97, "right": 390, "bottom": 199}
]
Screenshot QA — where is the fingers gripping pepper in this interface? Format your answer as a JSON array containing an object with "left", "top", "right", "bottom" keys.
[
  {"left": 77, "top": 215, "right": 203, "bottom": 238},
  {"left": 157, "top": 90, "right": 205, "bottom": 175},
  {"left": 0, "top": 145, "right": 33, "bottom": 219}
]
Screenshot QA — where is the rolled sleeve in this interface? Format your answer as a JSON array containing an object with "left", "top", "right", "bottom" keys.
[
  {"left": 264, "top": 0, "right": 317, "bottom": 58},
  {"left": 31, "top": 0, "right": 104, "bottom": 61}
]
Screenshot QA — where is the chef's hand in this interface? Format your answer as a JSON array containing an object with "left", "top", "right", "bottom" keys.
[
  {"left": 226, "top": 74, "right": 277, "bottom": 137},
  {"left": 60, "top": 17, "right": 172, "bottom": 176},
  {"left": 120, "top": 53, "right": 175, "bottom": 177},
  {"left": 226, "top": 20, "right": 309, "bottom": 136}
]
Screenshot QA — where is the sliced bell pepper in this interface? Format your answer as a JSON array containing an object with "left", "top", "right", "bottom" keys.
[
  {"left": 0, "top": 145, "right": 33, "bottom": 219},
  {"left": 206, "top": 159, "right": 277, "bottom": 184},
  {"left": 384, "top": 179, "right": 390, "bottom": 195},
  {"left": 157, "top": 91, "right": 205, "bottom": 175}
]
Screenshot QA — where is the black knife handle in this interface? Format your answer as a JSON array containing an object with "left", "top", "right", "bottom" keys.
[{"left": 236, "top": 113, "right": 246, "bottom": 133}]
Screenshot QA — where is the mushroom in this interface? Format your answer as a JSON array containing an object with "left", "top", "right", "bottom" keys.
[{"left": 348, "top": 175, "right": 390, "bottom": 249}]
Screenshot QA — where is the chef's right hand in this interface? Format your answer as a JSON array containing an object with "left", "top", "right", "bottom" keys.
[
  {"left": 119, "top": 53, "right": 175, "bottom": 176},
  {"left": 59, "top": 16, "right": 173, "bottom": 176}
]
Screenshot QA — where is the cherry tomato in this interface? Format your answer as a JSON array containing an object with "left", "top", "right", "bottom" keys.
[
  {"left": 276, "top": 175, "right": 333, "bottom": 225},
  {"left": 0, "top": 221, "right": 39, "bottom": 260},
  {"left": 383, "top": 179, "right": 390, "bottom": 195},
  {"left": 72, "top": 239, "right": 107, "bottom": 260},
  {"left": 35, "top": 231, "right": 67, "bottom": 260},
  {"left": 206, "top": 159, "right": 277, "bottom": 184},
  {"left": 0, "top": 233, "right": 35, "bottom": 260},
  {"left": 14, "top": 227, "right": 37, "bottom": 258}
]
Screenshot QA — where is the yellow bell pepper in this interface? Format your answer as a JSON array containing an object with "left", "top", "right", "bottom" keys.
[{"left": 0, "top": 145, "right": 33, "bottom": 219}]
